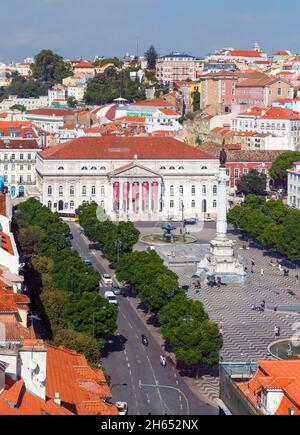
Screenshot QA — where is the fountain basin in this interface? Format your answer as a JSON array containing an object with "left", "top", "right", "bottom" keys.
[
  {"left": 268, "top": 339, "right": 300, "bottom": 360},
  {"left": 140, "top": 234, "right": 197, "bottom": 245}
]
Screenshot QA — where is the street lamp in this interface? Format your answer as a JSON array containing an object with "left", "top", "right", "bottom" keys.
[{"left": 139, "top": 380, "right": 190, "bottom": 416}]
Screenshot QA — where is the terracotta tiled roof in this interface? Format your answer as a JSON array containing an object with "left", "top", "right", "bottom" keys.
[
  {"left": 229, "top": 50, "right": 263, "bottom": 57},
  {"left": 26, "top": 108, "right": 76, "bottom": 117},
  {"left": 159, "top": 108, "right": 180, "bottom": 116},
  {"left": 38, "top": 136, "right": 214, "bottom": 161}
]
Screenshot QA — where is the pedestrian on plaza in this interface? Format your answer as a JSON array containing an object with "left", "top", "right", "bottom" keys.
[
  {"left": 261, "top": 300, "right": 266, "bottom": 310},
  {"left": 274, "top": 325, "right": 279, "bottom": 339},
  {"left": 296, "top": 274, "right": 299, "bottom": 285},
  {"left": 251, "top": 260, "right": 255, "bottom": 273},
  {"left": 260, "top": 268, "right": 264, "bottom": 276},
  {"left": 216, "top": 277, "right": 221, "bottom": 288},
  {"left": 160, "top": 355, "right": 164, "bottom": 366},
  {"left": 162, "top": 357, "right": 167, "bottom": 368}
]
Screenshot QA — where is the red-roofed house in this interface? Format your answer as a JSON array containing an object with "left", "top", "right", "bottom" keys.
[
  {"left": 287, "top": 161, "right": 300, "bottom": 209},
  {"left": 34, "top": 136, "right": 219, "bottom": 221},
  {"left": 219, "top": 359, "right": 300, "bottom": 415},
  {"left": 0, "top": 341, "right": 118, "bottom": 415}
]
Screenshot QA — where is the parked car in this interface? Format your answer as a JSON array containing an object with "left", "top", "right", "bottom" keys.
[
  {"left": 102, "top": 274, "right": 113, "bottom": 286},
  {"left": 112, "top": 284, "right": 122, "bottom": 295},
  {"left": 68, "top": 232, "right": 74, "bottom": 239},
  {"left": 184, "top": 218, "right": 197, "bottom": 225},
  {"left": 82, "top": 258, "right": 92, "bottom": 266},
  {"left": 116, "top": 401, "right": 128, "bottom": 415},
  {"left": 104, "top": 291, "right": 118, "bottom": 305},
  {"left": 88, "top": 242, "right": 100, "bottom": 250}
]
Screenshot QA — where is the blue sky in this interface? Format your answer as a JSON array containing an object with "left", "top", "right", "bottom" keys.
[{"left": 1, "top": 0, "right": 299, "bottom": 62}]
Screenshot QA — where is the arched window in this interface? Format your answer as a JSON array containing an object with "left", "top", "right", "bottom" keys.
[
  {"left": 100, "top": 166, "right": 106, "bottom": 171},
  {"left": 160, "top": 166, "right": 166, "bottom": 170},
  {"left": 58, "top": 166, "right": 64, "bottom": 170},
  {"left": 47, "top": 201, "right": 52, "bottom": 209},
  {"left": 169, "top": 166, "right": 175, "bottom": 170},
  {"left": 81, "top": 166, "right": 88, "bottom": 170},
  {"left": 82, "top": 185, "right": 86, "bottom": 196},
  {"left": 70, "top": 185, "right": 74, "bottom": 196},
  {"left": 70, "top": 200, "right": 74, "bottom": 209},
  {"left": 178, "top": 166, "right": 184, "bottom": 170},
  {"left": 59, "top": 185, "right": 63, "bottom": 196},
  {"left": 179, "top": 185, "right": 183, "bottom": 196},
  {"left": 170, "top": 200, "right": 174, "bottom": 208},
  {"left": 91, "top": 166, "right": 97, "bottom": 170},
  {"left": 202, "top": 185, "right": 207, "bottom": 195},
  {"left": 47, "top": 185, "right": 52, "bottom": 195},
  {"left": 201, "top": 166, "right": 208, "bottom": 170},
  {"left": 213, "top": 200, "right": 217, "bottom": 208},
  {"left": 170, "top": 185, "right": 174, "bottom": 197},
  {"left": 91, "top": 185, "right": 96, "bottom": 196},
  {"left": 213, "top": 185, "right": 217, "bottom": 195}
]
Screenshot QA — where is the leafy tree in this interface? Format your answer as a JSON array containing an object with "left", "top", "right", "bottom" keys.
[
  {"left": 277, "top": 214, "right": 300, "bottom": 260},
  {"left": 192, "top": 91, "right": 200, "bottom": 112},
  {"left": 269, "top": 151, "right": 300, "bottom": 187},
  {"left": 236, "top": 169, "right": 267, "bottom": 196},
  {"left": 41, "top": 289, "right": 68, "bottom": 328},
  {"left": 67, "top": 96, "right": 77, "bottom": 108},
  {"left": 17, "top": 226, "right": 45, "bottom": 256},
  {"left": 10, "top": 104, "right": 26, "bottom": 112},
  {"left": 144, "top": 45, "right": 158, "bottom": 69},
  {"left": 31, "top": 49, "right": 72, "bottom": 84},
  {"left": 258, "top": 223, "right": 283, "bottom": 250},
  {"left": 84, "top": 67, "right": 145, "bottom": 105},
  {"left": 52, "top": 328, "right": 100, "bottom": 365}
]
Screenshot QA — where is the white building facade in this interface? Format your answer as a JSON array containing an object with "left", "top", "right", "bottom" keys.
[
  {"left": 34, "top": 136, "right": 220, "bottom": 221},
  {"left": 0, "top": 95, "right": 49, "bottom": 111},
  {"left": 287, "top": 161, "right": 300, "bottom": 209}
]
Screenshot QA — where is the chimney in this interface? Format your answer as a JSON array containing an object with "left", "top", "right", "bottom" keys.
[{"left": 54, "top": 391, "right": 61, "bottom": 406}]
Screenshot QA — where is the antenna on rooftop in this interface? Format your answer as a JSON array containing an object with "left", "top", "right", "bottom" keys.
[{"left": 136, "top": 36, "right": 139, "bottom": 59}]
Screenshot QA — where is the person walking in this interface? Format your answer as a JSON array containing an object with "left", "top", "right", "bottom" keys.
[
  {"left": 260, "top": 268, "right": 264, "bottom": 276},
  {"left": 162, "top": 357, "right": 167, "bottom": 368},
  {"left": 296, "top": 274, "right": 299, "bottom": 285},
  {"left": 251, "top": 260, "right": 255, "bottom": 273},
  {"left": 274, "top": 325, "right": 279, "bottom": 339}
]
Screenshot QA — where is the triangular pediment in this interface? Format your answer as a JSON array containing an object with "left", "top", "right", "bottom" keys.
[{"left": 109, "top": 162, "right": 161, "bottom": 178}]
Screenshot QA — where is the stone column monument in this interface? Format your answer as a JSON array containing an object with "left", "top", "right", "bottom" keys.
[{"left": 197, "top": 149, "right": 245, "bottom": 284}]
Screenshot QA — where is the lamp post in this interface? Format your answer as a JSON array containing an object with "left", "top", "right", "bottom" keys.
[{"left": 139, "top": 380, "right": 190, "bottom": 416}]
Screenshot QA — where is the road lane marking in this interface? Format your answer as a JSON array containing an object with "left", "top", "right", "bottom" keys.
[
  {"left": 128, "top": 322, "right": 133, "bottom": 329},
  {"left": 128, "top": 363, "right": 130, "bottom": 368}
]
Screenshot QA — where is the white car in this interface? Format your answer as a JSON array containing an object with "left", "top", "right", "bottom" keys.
[
  {"left": 116, "top": 401, "right": 128, "bottom": 415},
  {"left": 102, "top": 274, "right": 113, "bottom": 286},
  {"left": 104, "top": 291, "right": 118, "bottom": 305}
]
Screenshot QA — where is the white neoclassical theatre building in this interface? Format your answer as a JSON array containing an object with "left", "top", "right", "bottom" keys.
[{"left": 34, "top": 136, "right": 220, "bottom": 221}]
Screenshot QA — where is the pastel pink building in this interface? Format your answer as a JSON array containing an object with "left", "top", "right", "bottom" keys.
[{"left": 156, "top": 52, "right": 197, "bottom": 85}]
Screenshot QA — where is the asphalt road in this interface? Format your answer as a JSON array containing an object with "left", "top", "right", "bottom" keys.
[{"left": 68, "top": 222, "right": 217, "bottom": 416}]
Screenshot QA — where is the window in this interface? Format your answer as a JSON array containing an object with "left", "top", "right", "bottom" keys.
[
  {"left": 48, "top": 186, "right": 52, "bottom": 195},
  {"left": 82, "top": 185, "right": 86, "bottom": 196},
  {"left": 191, "top": 185, "right": 196, "bottom": 196},
  {"left": 59, "top": 185, "right": 63, "bottom": 196},
  {"left": 170, "top": 185, "right": 174, "bottom": 196},
  {"left": 47, "top": 201, "right": 52, "bottom": 209},
  {"left": 91, "top": 185, "right": 96, "bottom": 196},
  {"left": 70, "top": 185, "right": 75, "bottom": 196},
  {"left": 100, "top": 166, "right": 106, "bottom": 171},
  {"left": 213, "top": 185, "right": 217, "bottom": 195},
  {"left": 58, "top": 166, "right": 64, "bottom": 170},
  {"left": 179, "top": 185, "right": 183, "bottom": 196},
  {"left": 213, "top": 200, "right": 217, "bottom": 208},
  {"left": 4, "top": 164, "right": 7, "bottom": 171},
  {"left": 234, "top": 168, "right": 239, "bottom": 178},
  {"left": 81, "top": 166, "right": 88, "bottom": 170},
  {"left": 202, "top": 185, "right": 206, "bottom": 195},
  {"left": 11, "top": 153, "right": 15, "bottom": 160},
  {"left": 191, "top": 200, "right": 195, "bottom": 208},
  {"left": 169, "top": 166, "right": 175, "bottom": 170},
  {"left": 160, "top": 166, "right": 166, "bottom": 170},
  {"left": 28, "top": 165, "right": 31, "bottom": 171},
  {"left": 178, "top": 166, "right": 184, "bottom": 170},
  {"left": 70, "top": 200, "right": 74, "bottom": 209},
  {"left": 170, "top": 200, "right": 174, "bottom": 208},
  {"left": 277, "top": 88, "right": 282, "bottom": 96},
  {"left": 20, "top": 154, "right": 24, "bottom": 160},
  {"left": 201, "top": 166, "right": 207, "bottom": 170},
  {"left": 20, "top": 165, "right": 23, "bottom": 171},
  {"left": 28, "top": 154, "right": 31, "bottom": 160},
  {"left": 91, "top": 166, "right": 97, "bottom": 170}
]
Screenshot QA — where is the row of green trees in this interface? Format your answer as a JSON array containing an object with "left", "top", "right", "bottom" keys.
[
  {"left": 77, "top": 202, "right": 222, "bottom": 367},
  {"left": 228, "top": 195, "right": 300, "bottom": 261},
  {"left": 15, "top": 199, "right": 117, "bottom": 364},
  {"left": 76, "top": 202, "right": 140, "bottom": 264}
]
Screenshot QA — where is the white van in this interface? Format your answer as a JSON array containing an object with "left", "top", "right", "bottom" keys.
[{"left": 104, "top": 291, "right": 118, "bottom": 305}]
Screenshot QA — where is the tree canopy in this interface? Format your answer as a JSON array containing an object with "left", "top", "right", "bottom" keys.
[
  {"left": 84, "top": 67, "right": 145, "bottom": 105},
  {"left": 269, "top": 151, "right": 300, "bottom": 187},
  {"left": 144, "top": 45, "right": 158, "bottom": 69},
  {"left": 236, "top": 169, "right": 267, "bottom": 196},
  {"left": 31, "top": 49, "right": 72, "bottom": 84}
]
